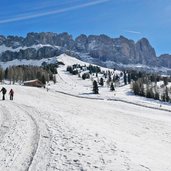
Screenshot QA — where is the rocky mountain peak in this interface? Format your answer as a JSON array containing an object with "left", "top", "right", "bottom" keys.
[
  {"left": 158, "top": 54, "right": 171, "bottom": 68},
  {"left": 0, "top": 32, "right": 171, "bottom": 69},
  {"left": 0, "top": 35, "right": 6, "bottom": 45},
  {"left": 135, "top": 37, "right": 156, "bottom": 65}
]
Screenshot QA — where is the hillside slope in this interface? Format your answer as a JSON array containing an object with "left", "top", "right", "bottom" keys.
[{"left": 0, "top": 62, "right": 171, "bottom": 170}]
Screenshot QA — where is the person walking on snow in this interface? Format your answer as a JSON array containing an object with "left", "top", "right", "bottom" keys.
[
  {"left": 9, "top": 89, "right": 14, "bottom": 100},
  {"left": 0, "top": 87, "right": 7, "bottom": 100}
]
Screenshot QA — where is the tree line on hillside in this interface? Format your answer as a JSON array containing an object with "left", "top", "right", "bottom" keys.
[
  {"left": 0, "top": 64, "right": 57, "bottom": 84},
  {"left": 131, "top": 71, "right": 171, "bottom": 102},
  {"left": 67, "top": 64, "right": 101, "bottom": 75},
  {"left": 66, "top": 64, "right": 171, "bottom": 100},
  {"left": 66, "top": 64, "right": 125, "bottom": 94}
]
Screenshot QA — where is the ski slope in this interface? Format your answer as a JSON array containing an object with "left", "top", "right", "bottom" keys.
[
  {"left": 0, "top": 83, "right": 170, "bottom": 171},
  {"left": 51, "top": 54, "right": 171, "bottom": 111},
  {"left": 0, "top": 54, "right": 171, "bottom": 171}
]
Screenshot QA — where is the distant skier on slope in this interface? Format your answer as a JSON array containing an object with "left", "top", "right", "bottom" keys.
[
  {"left": 0, "top": 87, "right": 7, "bottom": 100},
  {"left": 9, "top": 89, "right": 14, "bottom": 100}
]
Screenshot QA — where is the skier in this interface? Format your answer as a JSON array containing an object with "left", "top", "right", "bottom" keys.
[
  {"left": 0, "top": 87, "right": 7, "bottom": 100},
  {"left": 9, "top": 89, "right": 14, "bottom": 100}
]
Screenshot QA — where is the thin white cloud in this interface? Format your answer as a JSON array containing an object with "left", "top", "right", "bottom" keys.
[
  {"left": 0, "top": 0, "right": 111, "bottom": 24},
  {"left": 27, "top": 0, "right": 81, "bottom": 12},
  {"left": 125, "top": 30, "right": 142, "bottom": 34}
]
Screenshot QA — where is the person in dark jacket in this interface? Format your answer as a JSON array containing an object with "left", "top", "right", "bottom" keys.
[
  {"left": 9, "top": 89, "right": 14, "bottom": 100},
  {"left": 0, "top": 87, "right": 7, "bottom": 100}
]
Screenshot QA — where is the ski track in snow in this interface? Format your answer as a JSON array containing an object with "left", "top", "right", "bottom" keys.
[
  {"left": 45, "top": 114, "right": 125, "bottom": 171},
  {"left": 0, "top": 105, "right": 12, "bottom": 141},
  {"left": 0, "top": 103, "right": 40, "bottom": 171},
  {"left": 13, "top": 103, "right": 133, "bottom": 171}
]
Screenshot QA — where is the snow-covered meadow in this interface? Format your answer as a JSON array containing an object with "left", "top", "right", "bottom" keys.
[{"left": 0, "top": 54, "right": 171, "bottom": 171}]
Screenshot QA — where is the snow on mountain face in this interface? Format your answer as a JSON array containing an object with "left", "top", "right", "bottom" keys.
[
  {"left": 0, "top": 44, "right": 59, "bottom": 55},
  {"left": 0, "top": 45, "right": 23, "bottom": 54},
  {"left": 0, "top": 57, "right": 57, "bottom": 69},
  {"left": 0, "top": 32, "right": 171, "bottom": 70},
  {"left": 1, "top": 53, "right": 171, "bottom": 76}
]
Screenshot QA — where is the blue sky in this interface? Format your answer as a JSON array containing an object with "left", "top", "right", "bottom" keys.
[{"left": 0, "top": 0, "right": 171, "bottom": 55}]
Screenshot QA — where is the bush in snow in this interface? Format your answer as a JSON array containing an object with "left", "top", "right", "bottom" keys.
[
  {"left": 82, "top": 73, "right": 90, "bottom": 80},
  {"left": 66, "top": 66, "right": 73, "bottom": 73}
]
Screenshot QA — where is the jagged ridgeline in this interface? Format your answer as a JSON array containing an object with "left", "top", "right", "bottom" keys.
[{"left": 0, "top": 32, "right": 171, "bottom": 68}]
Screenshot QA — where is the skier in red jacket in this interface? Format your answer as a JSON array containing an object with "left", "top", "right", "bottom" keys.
[{"left": 9, "top": 89, "right": 14, "bottom": 100}]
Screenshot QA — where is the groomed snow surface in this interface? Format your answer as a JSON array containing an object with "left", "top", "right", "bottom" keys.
[{"left": 0, "top": 54, "right": 171, "bottom": 171}]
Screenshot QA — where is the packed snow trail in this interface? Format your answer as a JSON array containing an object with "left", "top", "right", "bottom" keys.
[
  {"left": 0, "top": 105, "right": 11, "bottom": 141},
  {"left": 0, "top": 85, "right": 171, "bottom": 171},
  {"left": 0, "top": 103, "right": 39, "bottom": 171}
]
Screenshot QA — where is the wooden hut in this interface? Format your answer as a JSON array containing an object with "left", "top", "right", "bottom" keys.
[{"left": 23, "top": 79, "right": 44, "bottom": 88}]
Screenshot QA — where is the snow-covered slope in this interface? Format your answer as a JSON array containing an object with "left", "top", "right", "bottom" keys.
[
  {"left": 0, "top": 54, "right": 171, "bottom": 171},
  {"left": 0, "top": 53, "right": 117, "bottom": 70},
  {"left": 57, "top": 54, "right": 120, "bottom": 72},
  {"left": 0, "top": 83, "right": 171, "bottom": 171}
]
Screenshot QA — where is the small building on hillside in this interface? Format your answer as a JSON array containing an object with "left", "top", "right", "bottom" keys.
[{"left": 23, "top": 79, "right": 44, "bottom": 88}]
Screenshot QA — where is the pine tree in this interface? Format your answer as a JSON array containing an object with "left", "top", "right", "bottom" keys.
[
  {"left": 139, "top": 80, "right": 145, "bottom": 96},
  {"left": 154, "top": 87, "right": 160, "bottom": 100},
  {"left": 128, "top": 73, "right": 131, "bottom": 84},
  {"left": 106, "top": 79, "right": 110, "bottom": 87},
  {"left": 8, "top": 67, "right": 14, "bottom": 84},
  {"left": 82, "top": 73, "right": 90, "bottom": 80},
  {"left": 66, "top": 66, "right": 73, "bottom": 74},
  {"left": 108, "top": 71, "right": 111, "bottom": 82},
  {"left": 93, "top": 80, "right": 99, "bottom": 94},
  {"left": 110, "top": 82, "right": 115, "bottom": 91},
  {"left": 146, "top": 87, "right": 154, "bottom": 99},
  {"left": 4, "top": 68, "right": 8, "bottom": 79},
  {"left": 124, "top": 71, "right": 127, "bottom": 85},
  {"left": 165, "top": 87, "right": 170, "bottom": 102},
  {"left": 0, "top": 67, "right": 4, "bottom": 82},
  {"left": 161, "top": 94, "right": 166, "bottom": 102},
  {"left": 132, "top": 81, "right": 139, "bottom": 95},
  {"left": 99, "top": 77, "right": 104, "bottom": 86},
  {"left": 163, "top": 77, "right": 168, "bottom": 86},
  {"left": 41, "top": 75, "right": 46, "bottom": 85},
  {"left": 53, "top": 75, "right": 56, "bottom": 84},
  {"left": 154, "top": 91, "right": 160, "bottom": 100},
  {"left": 36, "top": 71, "right": 42, "bottom": 81}
]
